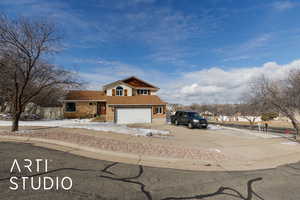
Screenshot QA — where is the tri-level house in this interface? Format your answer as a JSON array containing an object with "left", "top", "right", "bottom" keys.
[{"left": 62, "top": 76, "right": 166, "bottom": 124}]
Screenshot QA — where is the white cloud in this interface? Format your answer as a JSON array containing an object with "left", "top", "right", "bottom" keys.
[
  {"left": 272, "top": 1, "right": 296, "bottom": 11},
  {"left": 159, "top": 59, "right": 300, "bottom": 105},
  {"left": 77, "top": 58, "right": 300, "bottom": 105},
  {"left": 181, "top": 84, "right": 224, "bottom": 95},
  {"left": 96, "top": 0, "right": 156, "bottom": 9}
]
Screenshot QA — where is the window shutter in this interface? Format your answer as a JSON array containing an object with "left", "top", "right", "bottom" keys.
[
  {"left": 153, "top": 106, "right": 157, "bottom": 114},
  {"left": 124, "top": 89, "right": 128, "bottom": 96},
  {"left": 112, "top": 89, "right": 116, "bottom": 96}
]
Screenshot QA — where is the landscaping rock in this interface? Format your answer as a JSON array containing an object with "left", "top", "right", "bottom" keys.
[{"left": 146, "top": 132, "right": 153, "bottom": 137}]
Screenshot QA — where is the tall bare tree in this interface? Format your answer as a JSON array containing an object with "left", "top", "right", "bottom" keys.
[
  {"left": 0, "top": 14, "right": 78, "bottom": 131},
  {"left": 251, "top": 70, "right": 300, "bottom": 136}
]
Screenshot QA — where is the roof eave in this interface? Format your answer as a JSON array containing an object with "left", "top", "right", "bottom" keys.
[
  {"left": 122, "top": 76, "right": 159, "bottom": 89},
  {"left": 103, "top": 77, "right": 159, "bottom": 90},
  {"left": 61, "top": 100, "right": 107, "bottom": 102},
  {"left": 107, "top": 103, "right": 166, "bottom": 106}
]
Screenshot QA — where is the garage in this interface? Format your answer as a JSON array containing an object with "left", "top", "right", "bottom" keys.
[{"left": 116, "top": 107, "right": 152, "bottom": 124}]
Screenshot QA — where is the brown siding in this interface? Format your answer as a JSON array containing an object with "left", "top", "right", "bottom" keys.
[
  {"left": 152, "top": 106, "right": 157, "bottom": 114},
  {"left": 132, "top": 89, "right": 137, "bottom": 96}
]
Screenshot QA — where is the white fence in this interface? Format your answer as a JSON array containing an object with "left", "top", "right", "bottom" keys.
[{"left": 37, "top": 107, "right": 63, "bottom": 120}]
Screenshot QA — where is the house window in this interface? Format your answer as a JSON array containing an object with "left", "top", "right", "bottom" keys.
[
  {"left": 66, "top": 102, "right": 76, "bottom": 112},
  {"left": 116, "top": 86, "right": 123, "bottom": 96},
  {"left": 137, "top": 89, "right": 149, "bottom": 95},
  {"left": 155, "top": 106, "right": 163, "bottom": 114}
]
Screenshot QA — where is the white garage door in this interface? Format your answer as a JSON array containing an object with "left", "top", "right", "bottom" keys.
[{"left": 116, "top": 108, "right": 152, "bottom": 124}]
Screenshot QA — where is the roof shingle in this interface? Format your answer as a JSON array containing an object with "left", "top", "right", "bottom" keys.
[
  {"left": 64, "top": 90, "right": 105, "bottom": 101},
  {"left": 106, "top": 95, "right": 166, "bottom": 105},
  {"left": 64, "top": 90, "right": 166, "bottom": 105}
]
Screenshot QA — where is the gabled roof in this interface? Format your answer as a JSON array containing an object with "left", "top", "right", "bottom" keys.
[
  {"left": 122, "top": 76, "right": 158, "bottom": 89},
  {"left": 106, "top": 95, "right": 166, "bottom": 105},
  {"left": 103, "top": 76, "right": 159, "bottom": 90},
  {"left": 64, "top": 90, "right": 105, "bottom": 101}
]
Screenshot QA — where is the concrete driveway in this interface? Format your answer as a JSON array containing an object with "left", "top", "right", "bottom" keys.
[
  {"left": 1, "top": 142, "right": 300, "bottom": 200},
  {"left": 129, "top": 123, "right": 300, "bottom": 170},
  {"left": 1, "top": 122, "right": 300, "bottom": 171}
]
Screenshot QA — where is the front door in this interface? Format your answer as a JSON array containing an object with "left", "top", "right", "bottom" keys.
[{"left": 97, "top": 102, "right": 106, "bottom": 115}]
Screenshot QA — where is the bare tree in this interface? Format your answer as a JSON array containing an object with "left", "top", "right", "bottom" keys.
[
  {"left": 288, "top": 69, "right": 300, "bottom": 110},
  {"left": 237, "top": 88, "right": 268, "bottom": 128},
  {"left": 251, "top": 71, "right": 300, "bottom": 136},
  {"left": 0, "top": 14, "right": 78, "bottom": 131},
  {"left": 31, "top": 86, "right": 67, "bottom": 107}
]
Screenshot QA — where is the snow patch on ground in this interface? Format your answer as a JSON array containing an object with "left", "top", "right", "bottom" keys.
[
  {"left": 281, "top": 141, "right": 299, "bottom": 145},
  {"left": 0, "top": 113, "right": 12, "bottom": 119},
  {"left": 242, "top": 131, "right": 281, "bottom": 139},
  {"left": 208, "top": 125, "right": 223, "bottom": 130},
  {"left": 209, "top": 148, "right": 222, "bottom": 153},
  {"left": 0, "top": 119, "right": 170, "bottom": 137}
]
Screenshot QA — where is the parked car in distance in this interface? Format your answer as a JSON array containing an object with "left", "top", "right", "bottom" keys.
[{"left": 170, "top": 111, "right": 208, "bottom": 129}]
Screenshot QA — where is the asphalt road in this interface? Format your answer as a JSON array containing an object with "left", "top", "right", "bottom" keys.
[{"left": 0, "top": 142, "right": 300, "bottom": 200}]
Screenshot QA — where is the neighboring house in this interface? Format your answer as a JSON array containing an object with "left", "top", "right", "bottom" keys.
[{"left": 62, "top": 76, "right": 167, "bottom": 124}]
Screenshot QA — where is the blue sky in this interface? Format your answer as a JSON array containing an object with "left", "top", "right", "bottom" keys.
[{"left": 1, "top": 0, "right": 300, "bottom": 104}]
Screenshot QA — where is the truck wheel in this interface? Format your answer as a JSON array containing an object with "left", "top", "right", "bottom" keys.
[
  {"left": 188, "top": 122, "right": 193, "bottom": 129},
  {"left": 175, "top": 120, "right": 179, "bottom": 126}
]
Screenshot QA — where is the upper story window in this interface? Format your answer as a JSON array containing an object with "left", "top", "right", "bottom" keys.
[
  {"left": 116, "top": 86, "right": 123, "bottom": 96},
  {"left": 137, "top": 89, "right": 150, "bottom": 95}
]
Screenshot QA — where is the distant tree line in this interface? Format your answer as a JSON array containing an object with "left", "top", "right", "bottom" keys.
[{"left": 179, "top": 69, "right": 300, "bottom": 136}]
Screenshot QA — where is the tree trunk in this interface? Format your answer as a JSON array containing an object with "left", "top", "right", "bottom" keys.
[
  {"left": 286, "top": 113, "right": 300, "bottom": 137},
  {"left": 248, "top": 120, "right": 255, "bottom": 129},
  {"left": 290, "top": 118, "right": 300, "bottom": 136},
  {"left": 11, "top": 111, "right": 21, "bottom": 132}
]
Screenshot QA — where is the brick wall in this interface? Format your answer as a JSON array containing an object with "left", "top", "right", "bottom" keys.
[
  {"left": 64, "top": 102, "right": 97, "bottom": 118},
  {"left": 106, "top": 105, "right": 115, "bottom": 122}
]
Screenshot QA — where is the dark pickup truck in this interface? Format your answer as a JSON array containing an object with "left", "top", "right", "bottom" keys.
[{"left": 170, "top": 111, "right": 208, "bottom": 129}]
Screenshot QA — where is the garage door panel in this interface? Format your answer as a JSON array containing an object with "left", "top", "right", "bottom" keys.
[{"left": 116, "top": 108, "right": 151, "bottom": 124}]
